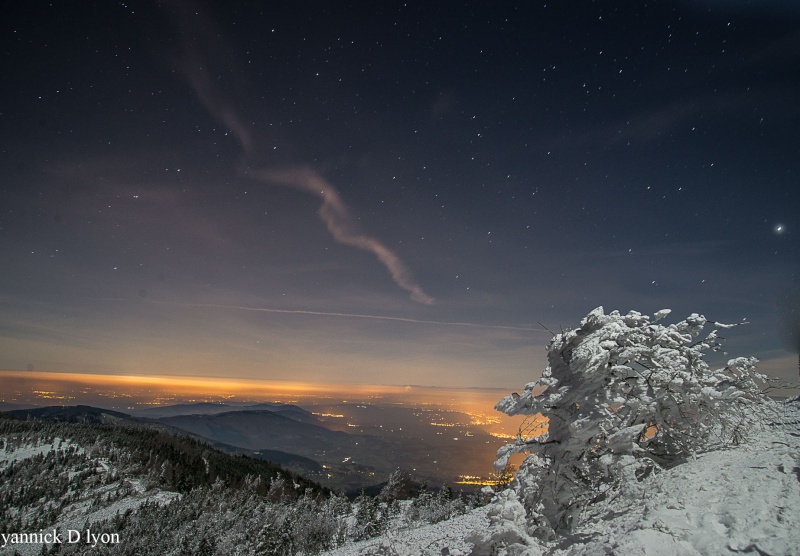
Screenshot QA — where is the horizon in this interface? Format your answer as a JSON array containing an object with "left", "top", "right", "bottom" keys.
[
  {"left": 0, "top": 368, "right": 528, "bottom": 436},
  {"left": 1, "top": 1, "right": 798, "bottom": 391},
  {"left": 0, "top": 368, "right": 518, "bottom": 392}
]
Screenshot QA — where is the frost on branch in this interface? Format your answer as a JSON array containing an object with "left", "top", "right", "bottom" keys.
[{"left": 488, "top": 307, "right": 775, "bottom": 542}]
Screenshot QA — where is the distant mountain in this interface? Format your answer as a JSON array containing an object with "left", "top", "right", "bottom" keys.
[
  {"left": 132, "top": 401, "right": 322, "bottom": 425},
  {"left": 0, "top": 401, "right": 37, "bottom": 412},
  {"left": 8, "top": 404, "right": 131, "bottom": 424},
  {"left": 131, "top": 401, "right": 235, "bottom": 418},
  {"left": 157, "top": 409, "right": 401, "bottom": 491},
  {"left": 238, "top": 403, "right": 322, "bottom": 425},
  {"left": 158, "top": 409, "right": 359, "bottom": 454},
  {"left": 209, "top": 440, "right": 324, "bottom": 474}
]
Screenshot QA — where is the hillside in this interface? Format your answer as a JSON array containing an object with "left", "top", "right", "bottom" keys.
[
  {"left": 0, "top": 410, "right": 327, "bottom": 555},
  {"left": 2, "top": 400, "right": 797, "bottom": 555},
  {"left": 324, "top": 400, "right": 800, "bottom": 555},
  {"left": 0, "top": 409, "right": 476, "bottom": 555}
]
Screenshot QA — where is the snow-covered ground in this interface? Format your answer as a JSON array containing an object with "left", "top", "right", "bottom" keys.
[
  {"left": 325, "top": 506, "right": 490, "bottom": 556},
  {"left": 0, "top": 437, "right": 83, "bottom": 468},
  {"left": 1, "top": 438, "right": 180, "bottom": 556},
  {"left": 558, "top": 411, "right": 800, "bottom": 556},
  {"left": 324, "top": 402, "right": 800, "bottom": 556}
]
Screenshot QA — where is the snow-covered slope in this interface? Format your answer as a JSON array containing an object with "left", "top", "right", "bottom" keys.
[
  {"left": 323, "top": 402, "right": 800, "bottom": 556},
  {"left": 324, "top": 505, "right": 490, "bottom": 556},
  {"left": 0, "top": 437, "right": 180, "bottom": 556},
  {"left": 557, "top": 408, "right": 800, "bottom": 556}
]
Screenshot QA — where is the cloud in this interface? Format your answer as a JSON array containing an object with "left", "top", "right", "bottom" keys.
[
  {"left": 163, "top": 0, "right": 253, "bottom": 152},
  {"left": 164, "top": 0, "right": 433, "bottom": 304},
  {"left": 245, "top": 167, "right": 434, "bottom": 304}
]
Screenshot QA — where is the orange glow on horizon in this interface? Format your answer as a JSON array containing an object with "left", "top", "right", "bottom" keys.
[
  {"left": 0, "top": 368, "right": 527, "bottom": 436},
  {"left": 0, "top": 369, "right": 422, "bottom": 398}
]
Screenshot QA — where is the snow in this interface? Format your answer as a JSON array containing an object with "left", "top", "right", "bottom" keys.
[
  {"left": 325, "top": 506, "right": 490, "bottom": 556},
  {"left": 321, "top": 401, "right": 800, "bottom": 556},
  {"left": 1, "top": 438, "right": 180, "bottom": 556},
  {"left": 0, "top": 437, "right": 83, "bottom": 468},
  {"left": 558, "top": 412, "right": 800, "bottom": 556}
]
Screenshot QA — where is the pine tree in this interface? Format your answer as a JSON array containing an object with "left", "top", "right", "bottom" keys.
[
  {"left": 488, "top": 307, "right": 776, "bottom": 540},
  {"left": 353, "top": 490, "right": 382, "bottom": 541},
  {"left": 377, "top": 469, "right": 414, "bottom": 503}
]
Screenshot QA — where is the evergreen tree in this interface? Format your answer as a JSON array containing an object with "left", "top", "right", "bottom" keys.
[{"left": 486, "top": 307, "right": 776, "bottom": 541}]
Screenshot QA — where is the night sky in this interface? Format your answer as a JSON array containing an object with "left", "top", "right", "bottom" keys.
[{"left": 2, "top": 1, "right": 798, "bottom": 389}]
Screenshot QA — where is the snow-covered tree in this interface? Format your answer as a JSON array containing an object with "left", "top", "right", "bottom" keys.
[
  {"left": 377, "top": 468, "right": 414, "bottom": 503},
  {"left": 487, "top": 307, "right": 775, "bottom": 541},
  {"left": 352, "top": 490, "right": 384, "bottom": 541}
]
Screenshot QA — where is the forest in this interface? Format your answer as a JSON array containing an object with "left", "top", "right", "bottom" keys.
[{"left": 0, "top": 412, "right": 482, "bottom": 555}]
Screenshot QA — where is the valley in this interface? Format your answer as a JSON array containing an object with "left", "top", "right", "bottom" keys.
[{"left": 1, "top": 371, "right": 523, "bottom": 492}]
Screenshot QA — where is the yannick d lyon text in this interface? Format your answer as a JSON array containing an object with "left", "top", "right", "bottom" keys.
[{"left": 1, "top": 529, "right": 120, "bottom": 549}]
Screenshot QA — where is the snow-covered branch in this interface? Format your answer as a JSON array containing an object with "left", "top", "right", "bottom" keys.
[{"left": 481, "top": 307, "right": 776, "bottom": 544}]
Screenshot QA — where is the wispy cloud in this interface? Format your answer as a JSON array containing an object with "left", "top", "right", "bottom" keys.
[
  {"left": 245, "top": 167, "right": 434, "bottom": 304},
  {"left": 163, "top": 0, "right": 433, "bottom": 304}
]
